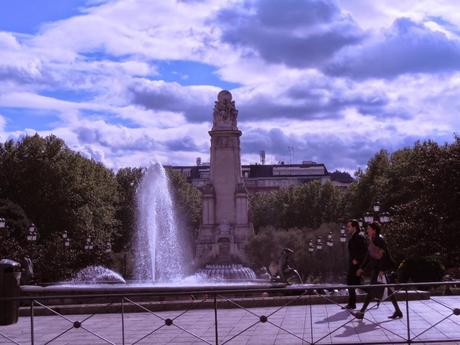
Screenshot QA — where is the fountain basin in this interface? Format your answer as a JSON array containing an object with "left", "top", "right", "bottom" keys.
[{"left": 18, "top": 283, "right": 430, "bottom": 317}]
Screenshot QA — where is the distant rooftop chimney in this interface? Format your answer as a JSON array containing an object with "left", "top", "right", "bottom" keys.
[
  {"left": 196, "top": 157, "right": 202, "bottom": 166},
  {"left": 302, "top": 160, "right": 317, "bottom": 165},
  {"left": 260, "top": 150, "right": 266, "bottom": 165}
]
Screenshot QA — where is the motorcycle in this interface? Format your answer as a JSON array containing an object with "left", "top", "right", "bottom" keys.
[{"left": 265, "top": 248, "right": 303, "bottom": 285}]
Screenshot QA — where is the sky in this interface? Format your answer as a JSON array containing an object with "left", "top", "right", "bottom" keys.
[{"left": 0, "top": 0, "right": 459, "bottom": 172}]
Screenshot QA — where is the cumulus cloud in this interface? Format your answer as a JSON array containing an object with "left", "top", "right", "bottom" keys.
[
  {"left": 0, "top": 32, "right": 45, "bottom": 84},
  {"left": 241, "top": 126, "right": 380, "bottom": 168},
  {"left": 128, "top": 79, "right": 219, "bottom": 122},
  {"left": 218, "top": 0, "right": 364, "bottom": 68},
  {"left": 0, "top": 0, "right": 459, "bottom": 173},
  {"left": 326, "top": 17, "right": 460, "bottom": 78}
]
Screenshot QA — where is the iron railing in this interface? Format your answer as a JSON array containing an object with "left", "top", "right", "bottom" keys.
[{"left": 1, "top": 281, "right": 459, "bottom": 345}]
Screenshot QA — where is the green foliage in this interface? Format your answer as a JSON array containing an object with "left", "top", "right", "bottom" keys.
[
  {"left": 114, "top": 167, "right": 143, "bottom": 252},
  {"left": 250, "top": 181, "right": 347, "bottom": 230},
  {"left": 350, "top": 137, "right": 460, "bottom": 268},
  {"left": 245, "top": 223, "right": 347, "bottom": 282},
  {"left": 166, "top": 168, "right": 202, "bottom": 238},
  {"left": 398, "top": 256, "right": 445, "bottom": 284},
  {"left": 0, "top": 134, "right": 120, "bottom": 281}
]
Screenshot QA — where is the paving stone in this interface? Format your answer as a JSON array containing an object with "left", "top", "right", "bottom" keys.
[{"left": 1, "top": 296, "right": 460, "bottom": 344}]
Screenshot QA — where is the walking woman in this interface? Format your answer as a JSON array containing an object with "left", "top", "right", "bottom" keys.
[{"left": 353, "top": 221, "right": 403, "bottom": 320}]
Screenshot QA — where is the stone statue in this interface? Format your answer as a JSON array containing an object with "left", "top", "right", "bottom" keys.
[
  {"left": 212, "top": 90, "right": 238, "bottom": 130},
  {"left": 20, "top": 256, "right": 34, "bottom": 285}
]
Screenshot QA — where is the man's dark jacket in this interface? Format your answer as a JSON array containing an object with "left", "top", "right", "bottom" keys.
[
  {"left": 348, "top": 231, "right": 367, "bottom": 266},
  {"left": 347, "top": 231, "right": 367, "bottom": 285}
]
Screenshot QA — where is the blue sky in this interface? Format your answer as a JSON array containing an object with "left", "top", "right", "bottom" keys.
[{"left": 0, "top": 0, "right": 459, "bottom": 171}]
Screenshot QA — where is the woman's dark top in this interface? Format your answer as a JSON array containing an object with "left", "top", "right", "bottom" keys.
[{"left": 361, "top": 235, "right": 395, "bottom": 272}]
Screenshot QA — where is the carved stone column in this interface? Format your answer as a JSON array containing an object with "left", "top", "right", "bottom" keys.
[{"left": 195, "top": 90, "right": 254, "bottom": 267}]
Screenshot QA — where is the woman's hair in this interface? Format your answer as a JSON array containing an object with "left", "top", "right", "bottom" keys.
[
  {"left": 348, "top": 219, "right": 360, "bottom": 230},
  {"left": 368, "top": 221, "right": 381, "bottom": 235}
]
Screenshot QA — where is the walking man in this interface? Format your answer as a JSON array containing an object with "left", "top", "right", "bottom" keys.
[{"left": 342, "top": 219, "right": 367, "bottom": 310}]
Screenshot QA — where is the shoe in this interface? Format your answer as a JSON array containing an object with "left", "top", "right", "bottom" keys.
[
  {"left": 352, "top": 311, "right": 364, "bottom": 319},
  {"left": 341, "top": 305, "right": 356, "bottom": 310},
  {"left": 388, "top": 311, "right": 403, "bottom": 319}
]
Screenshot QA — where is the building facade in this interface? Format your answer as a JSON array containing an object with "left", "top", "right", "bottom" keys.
[{"left": 170, "top": 161, "right": 352, "bottom": 194}]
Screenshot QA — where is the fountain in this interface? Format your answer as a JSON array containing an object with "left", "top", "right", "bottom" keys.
[
  {"left": 70, "top": 265, "right": 126, "bottom": 284},
  {"left": 18, "top": 91, "right": 291, "bottom": 316},
  {"left": 125, "top": 90, "right": 257, "bottom": 282},
  {"left": 133, "top": 163, "right": 186, "bottom": 282}
]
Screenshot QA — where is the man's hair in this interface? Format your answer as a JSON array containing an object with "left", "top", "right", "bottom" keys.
[
  {"left": 368, "top": 221, "right": 381, "bottom": 235},
  {"left": 347, "top": 219, "right": 360, "bottom": 230}
]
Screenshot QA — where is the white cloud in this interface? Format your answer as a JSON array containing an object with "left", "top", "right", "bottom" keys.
[{"left": 0, "top": 0, "right": 459, "bottom": 172}]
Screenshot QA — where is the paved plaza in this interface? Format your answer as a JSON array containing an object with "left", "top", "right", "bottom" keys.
[{"left": 1, "top": 296, "right": 459, "bottom": 345}]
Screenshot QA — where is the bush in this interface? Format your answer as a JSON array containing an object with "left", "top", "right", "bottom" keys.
[{"left": 398, "top": 256, "right": 445, "bottom": 286}]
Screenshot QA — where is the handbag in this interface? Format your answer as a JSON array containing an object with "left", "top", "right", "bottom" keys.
[{"left": 368, "top": 241, "right": 384, "bottom": 260}]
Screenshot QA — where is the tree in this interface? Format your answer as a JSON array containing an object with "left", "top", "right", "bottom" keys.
[
  {"left": 0, "top": 199, "right": 30, "bottom": 261},
  {"left": 349, "top": 137, "right": 460, "bottom": 268},
  {"left": 114, "top": 167, "right": 143, "bottom": 252},
  {"left": 0, "top": 134, "right": 120, "bottom": 281},
  {"left": 249, "top": 181, "right": 347, "bottom": 231},
  {"left": 166, "top": 168, "right": 202, "bottom": 238}
]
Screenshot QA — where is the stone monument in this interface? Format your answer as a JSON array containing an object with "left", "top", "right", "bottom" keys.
[{"left": 195, "top": 90, "right": 254, "bottom": 270}]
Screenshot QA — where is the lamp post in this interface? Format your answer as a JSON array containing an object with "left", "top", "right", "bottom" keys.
[
  {"left": 105, "top": 241, "right": 112, "bottom": 253},
  {"left": 62, "top": 231, "right": 70, "bottom": 248},
  {"left": 0, "top": 217, "right": 6, "bottom": 229},
  {"left": 316, "top": 236, "right": 323, "bottom": 250},
  {"left": 316, "top": 235, "right": 324, "bottom": 278},
  {"left": 363, "top": 201, "right": 392, "bottom": 226},
  {"left": 340, "top": 225, "right": 347, "bottom": 243},
  {"left": 308, "top": 239, "right": 314, "bottom": 254},
  {"left": 326, "top": 232, "right": 334, "bottom": 248},
  {"left": 326, "top": 231, "right": 335, "bottom": 280},
  {"left": 27, "top": 224, "right": 38, "bottom": 242},
  {"left": 84, "top": 236, "right": 94, "bottom": 251}
]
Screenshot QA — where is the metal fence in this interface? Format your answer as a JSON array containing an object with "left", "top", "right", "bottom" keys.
[{"left": 1, "top": 281, "right": 459, "bottom": 345}]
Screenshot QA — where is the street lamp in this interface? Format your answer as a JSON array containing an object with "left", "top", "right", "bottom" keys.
[
  {"left": 379, "top": 212, "right": 391, "bottom": 224},
  {"left": 364, "top": 211, "right": 374, "bottom": 224},
  {"left": 27, "top": 223, "right": 38, "bottom": 241},
  {"left": 62, "top": 231, "right": 70, "bottom": 247},
  {"left": 340, "top": 225, "right": 347, "bottom": 243},
  {"left": 326, "top": 231, "right": 334, "bottom": 247},
  {"left": 105, "top": 241, "right": 112, "bottom": 253},
  {"left": 316, "top": 236, "right": 323, "bottom": 250},
  {"left": 308, "top": 240, "right": 314, "bottom": 253},
  {"left": 84, "top": 236, "right": 94, "bottom": 251},
  {"left": 364, "top": 201, "right": 392, "bottom": 225},
  {"left": 0, "top": 217, "right": 6, "bottom": 229}
]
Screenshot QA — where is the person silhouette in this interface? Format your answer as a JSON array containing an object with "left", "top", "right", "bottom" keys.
[{"left": 352, "top": 222, "right": 402, "bottom": 320}]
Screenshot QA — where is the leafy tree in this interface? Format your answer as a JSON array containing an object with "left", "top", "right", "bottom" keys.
[
  {"left": 0, "top": 134, "right": 120, "bottom": 281},
  {"left": 349, "top": 137, "right": 460, "bottom": 268},
  {"left": 114, "top": 167, "right": 143, "bottom": 252},
  {"left": 166, "top": 168, "right": 202, "bottom": 238},
  {"left": 245, "top": 223, "right": 347, "bottom": 282},
  {"left": 0, "top": 199, "right": 30, "bottom": 260},
  {"left": 249, "top": 181, "right": 347, "bottom": 231}
]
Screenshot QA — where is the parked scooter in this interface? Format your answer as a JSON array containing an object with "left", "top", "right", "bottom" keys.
[{"left": 266, "top": 248, "right": 303, "bottom": 285}]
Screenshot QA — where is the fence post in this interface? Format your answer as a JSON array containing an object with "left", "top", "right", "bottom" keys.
[
  {"left": 30, "top": 300, "right": 34, "bottom": 345},
  {"left": 121, "top": 297, "right": 125, "bottom": 345},
  {"left": 405, "top": 286, "right": 411, "bottom": 343},
  {"left": 214, "top": 294, "right": 219, "bottom": 345}
]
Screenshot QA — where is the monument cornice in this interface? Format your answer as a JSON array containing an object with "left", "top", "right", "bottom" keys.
[{"left": 208, "top": 129, "right": 242, "bottom": 137}]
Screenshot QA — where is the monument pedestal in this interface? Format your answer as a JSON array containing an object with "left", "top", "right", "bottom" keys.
[{"left": 195, "top": 91, "right": 254, "bottom": 272}]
